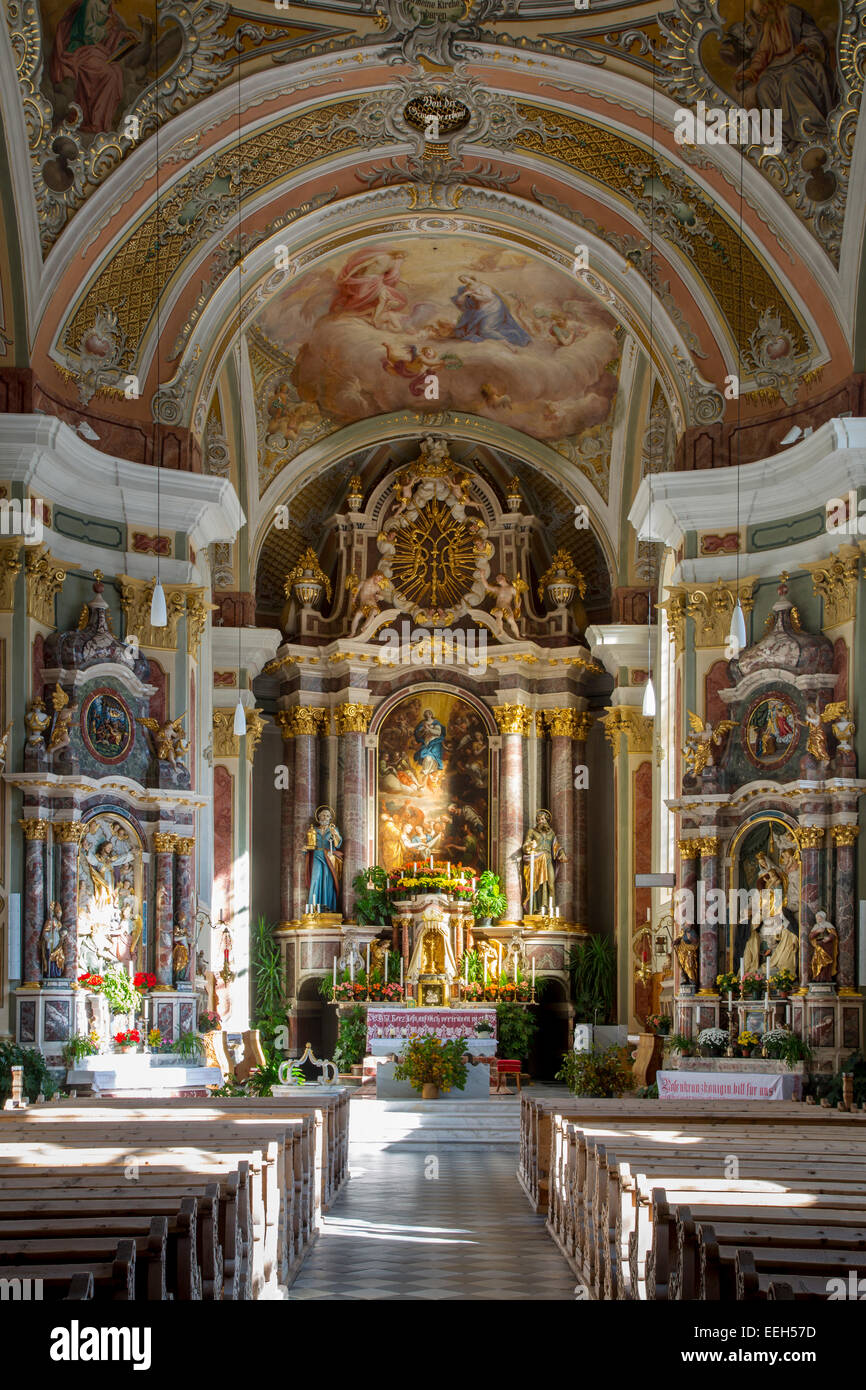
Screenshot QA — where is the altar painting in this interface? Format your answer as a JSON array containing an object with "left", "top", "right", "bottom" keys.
[
  {"left": 77, "top": 812, "right": 144, "bottom": 973},
  {"left": 730, "top": 817, "right": 801, "bottom": 970},
  {"left": 377, "top": 692, "right": 489, "bottom": 874}
]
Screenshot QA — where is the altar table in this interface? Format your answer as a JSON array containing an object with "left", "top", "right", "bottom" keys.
[{"left": 366, "top": 1006, "right": 496, "bottom": 1051}]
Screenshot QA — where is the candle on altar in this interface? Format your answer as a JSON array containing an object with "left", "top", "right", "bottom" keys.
[
  {"left": 464, "top": 957, "right": 468, "bottom": 986},
  {"left": 447, "top": 861, "right": 451, "bottom": 877},
  {"left": 532, "top": 958, "right": 536, "bottom": 987},
  {"left": 483, "top": 961, "right": 488, "bottom": 986},
  {"left": 414, "top": 862, "right": 417, "bottom": 874},
  {"left": 332, "top": 958, "right": 337, "bottom": 988},
  {"left": 384, "top": 949, "right": 389, "bottom": 983},
  {"left": 498, "top": 943, "right": 502, "bottom": 977},
  {"left": 429, "top": 855, "right": 434, "bottom": 870},
  {"left": 765, "top": 955, "right": 770, "bottom": 982},
  {"left": 366, "top": 943, "right": 371, "bottom": 976},
  {"left": 740, "top": 955, "right": 745, "bottom": 983},
  {"left": 400, "top": 958, "right": 404, "bottom": 989}
]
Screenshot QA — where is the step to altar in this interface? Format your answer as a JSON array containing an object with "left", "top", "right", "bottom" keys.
[{"left": 348, "top": 1098, "right": 521, "bottom": 1148}]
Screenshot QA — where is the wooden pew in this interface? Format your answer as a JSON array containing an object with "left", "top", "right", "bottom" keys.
[
  {"left": 0, "top": 1220, "right": 168, "bottom": 1301},
  {"left": 736, "top": 1248, "right": 845, "bottom": 1301},
  {"left": 0, "top": 1239, "right": 136, "bottom": 1300},
  {"left": 698, "top": 1229, "right": 866, "bottom": 1302}
]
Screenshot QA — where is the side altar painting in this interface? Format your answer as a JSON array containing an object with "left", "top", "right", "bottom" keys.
[
  {"left": 377, "top": 692, "right": 489, "bottom": 874},
  {"left": 77, "top": 812, "right": 144, "bottom": 974}
]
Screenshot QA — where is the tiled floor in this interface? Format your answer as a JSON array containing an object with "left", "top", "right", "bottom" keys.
[{"left": 289, "top": 1143, "right": 576, "bottom": 1300}]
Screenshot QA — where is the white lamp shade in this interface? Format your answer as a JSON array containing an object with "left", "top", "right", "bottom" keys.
[
  {"left": 232, "top": 700, "right": 247, "bottom": 736},
  {"left": 642, "top": 677, "right": 656, "bottom": 717},
  {"left": 150, "top": 579, "right": 167, "bottom": 628},
  {"left": 729, "top": 601, "right": 747, "bottom": 653}
]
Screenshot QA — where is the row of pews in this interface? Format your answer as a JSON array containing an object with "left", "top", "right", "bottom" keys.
[
  {"left": 0, "top": 1091, "right": 349, "bottom": 1301},
  {"left": 519, "top": 1095, "right": 866, "bottom": 1301}
]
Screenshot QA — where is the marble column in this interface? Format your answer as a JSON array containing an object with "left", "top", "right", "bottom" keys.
[
  {"left": 276, "top": 713, "right": 296, "bottom": 924},
  {"left": 493, "top": 705, "right": 531, "bottom": 921},
  {"left": 698, "top": 837, "right": 720, "bottom": 993},
  {"left": 20, "top": 818, "right": 48, "bottom": 984},
  {"left": 174, "top": 837, "right": 195, "bottom": 987},
  {"left": 832, "top": 824, "right": 859, "bottom": 991},
  {"left": 291, "top": 707, "right": 324, "bottom": 915},
  {"left": 336, "top": 703, "right": 372, "bottom": 920},
  {"left": 54, "top": 821, "right": 86, "bottom": 980},
  {"left": 153, "top": 833, "right": 176, "bottom": 987},
  {"left": 573, "top": 713, "right": 593, "bottom": 929},
  {"left": 544, "top": 709, "right": 574, "bottom": 923},
  {"left": 797, "top": 825, "right": 824, "bottom": 988},
  {"left": 677, "top": 837, "right": 700, "bottom": 994}
]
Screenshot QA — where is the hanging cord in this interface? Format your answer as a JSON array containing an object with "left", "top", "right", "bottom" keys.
[
  {"left": 153, "top": 0, "right": 161, "bottom": 579},
  {"left": 734, "top": 0, "right": 747, "bottom": 632}
]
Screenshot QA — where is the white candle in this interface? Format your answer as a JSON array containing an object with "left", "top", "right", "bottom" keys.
[
  {"left": 350, "top": 957, "right": 355, "bottom": 984},
  {"left": 740, "top": 955, "right": 745, "bottom": 982},
  {"left": 498, "top": 944, "right": 502, "bottom": 977},
  {"left": 447, "top": 861, "right": 451, "bottom": 877},
  {"left": 532, "top": 958, "right": 536, "bottom": 986},
  {"left": 366, "top": 943, "right": 371, "bottom": 976},
  {"left": 765, "top": 956, "right": 770, "bottom": 982},
  {"left": 414, "top": 862, "right": 417, "bottom": 874},
  {"left": 333, "top": 958, "right": 337, "bottom": 988},
  {"left": 464, "top": 957, "right": 468, "bottom": 985},
  {"left": 384, "top": 949, "right": 389, "bottom": 982},
  {"left": 430, "top": 855, "right": 434, "bottom": 870},
  {"left": 400, "top": 958, "right": 404, "bottom": 988},
  {"left": 483, "top": 962, "right": 487, "bottom": 985}
]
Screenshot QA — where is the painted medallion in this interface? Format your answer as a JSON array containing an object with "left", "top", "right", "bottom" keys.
[{"left": 81, "top": 688, "right": 134, "bottom": 763}]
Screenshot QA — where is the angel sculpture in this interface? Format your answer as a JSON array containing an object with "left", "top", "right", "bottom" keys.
[
  {"left": 137, "top": 713, "right": 189, "bottom": 766},
  {"left": 805, "top": 700, "right": 830, "bottom": 763},
  {"left": 0, "top": 721, "right": 12, "bottom": 771},
  {"left": 48, "top": 687, "right": 75, "bottom": 754},
  {"left": 484, "top": 573, "right": 528, "bottom": 641},
  {"left": 821, "top": 701, "right": 855, "bottom": 753},
  {"left": 388, "top": 471, "right": 416, "bottom": 523},
  {"left": 683, "top": 710, "right": 737, "bottom": 778},
  {"left": 346, "top": 570, "right": 390, "bottom": 636}
]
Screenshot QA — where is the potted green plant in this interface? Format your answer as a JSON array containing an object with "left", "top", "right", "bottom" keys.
[
  {"left": 0, "top": 1042, "right": 57, "bottom": 1104},
  {"left": 769, "top": 969, "right": 795, "bottom": 998},
  {"left": 61, "top": 1031, "right": 101, "bottom": 1068},
  {"left": 697, "top": 1027, "right": 729, "bottom": 1058},
  {"left": 352, "top": 867, "right": 392, "bottom": 925},
  {"left": 392, "top": 1034, "right": 468, "bottom": 1098},
  {"left": 472, "top": 870, "right": 507, "bottom": 926},
  {"left": 666, "top": 1031, "right": 695, "bottom": 1058},
  {"left": 333, "top": 1006, "right": 368, "bottom": 1075},
  {"left": 568, "top": 935, "right": 616, "bottom": 1023},
  {"left": 762, "top": 1028, "right": 813, "bottom": 1066},
  {"left": 645, "top": 1012, "right": 671, "bottom": 1036},
  {"left": 495, "top": 1001, "right": 538, "bottom": 1063},
  {"left": 555, "top": 1045, "right": 631, "bottom": 1097}
]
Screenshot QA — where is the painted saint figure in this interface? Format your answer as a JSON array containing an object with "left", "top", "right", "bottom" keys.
[
  {"left": 413, "top": 709, "right": 447, "bottom": 787},
  {"left": 451, "top": 276, "right": 531, "bottom": 347},
  {"left": 329, "top": 248, "right": 408, "bottom": 330},
  {"left": 305, "top": 806, "right": 343, "bottom": 913},
  {"left": 522, "top": 809, "right": 567, "bottom": 914}
]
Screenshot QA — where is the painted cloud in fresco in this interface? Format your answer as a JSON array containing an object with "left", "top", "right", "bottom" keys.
[{"left": 254, "top": 238, "right": 619, "bottom": 442}]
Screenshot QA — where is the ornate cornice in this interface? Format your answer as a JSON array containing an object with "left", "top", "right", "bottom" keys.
[
  {"left": 334, "top": 703, "right": 372, "bottom": 736},
  {"left": 20, "top": 817, "right": 48, "bottom": 841},
  {"left": 602, "top": 706, "right": 654, "bottom": 755},
  {"left": 25, "top": 545, "right": 66, "bottom": 627},
  {"left": 185, "top": 591, "right": 212, "bottom": 658},
  {"left": 53, "top": 821, "right": 87, "bottom": 844},
  {"left": 0, "top": 543, "right": 22, "bottom": 611},
  {"left": 796, "top": 825, "right": 826, "bottom": 849},
  {"left": 661, "top": 578, "right": 758, "bottom": 655},
  {"left": 174, "top": 836, "right": 196, "bottom": 856},
  {"left": 492, "top": 703, "right": 534, "bottom": 736},
  {"left": 803, "top": 546, "right": 861, "bottom": 629},
  {"left": 153, "top": 832, "right": 178, "bottom": 854},
  {"left": 831, "top": 824, "right": 860, "bottom": 847}
]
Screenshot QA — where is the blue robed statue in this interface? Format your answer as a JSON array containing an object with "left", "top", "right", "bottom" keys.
[{"left": 305, "top": 805, "right": 343, "bottom": 913}]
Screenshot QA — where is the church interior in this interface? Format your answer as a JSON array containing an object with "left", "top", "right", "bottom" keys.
[{"left": 1, "top": 0, "right": 866, "bottom": 1332}]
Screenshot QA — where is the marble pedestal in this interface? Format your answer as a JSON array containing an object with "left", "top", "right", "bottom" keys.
[
  {"left": 66, "top": 1052, "right": 221, "bottom": 1095},
  {"left": 144, "top": 990, "right": 199, "bottom": 1046},
  {"left": 15, "top": 986, "right": 90, "bottom": 1067}
]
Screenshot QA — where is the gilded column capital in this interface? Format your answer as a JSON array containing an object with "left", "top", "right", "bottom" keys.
[
  {"left": 153, "top": 832, "right": 178, "bottom": 854},
  {"left": 0, "top": 542, "right": 22, "bottom": 610},
  {"left": 543, "top": 708, "right": 576, "bottom": 739},
  {"left": 661, "top": 579, "right": 758, "bottom": 654},
  {"left": 572, "top": 712, "right": 594, "bottom": 743},
  {"left": 275, "top": 710, "right": 294, "bottom": 741},
  {"left": 334, "top": 703, "right": 372, "bottom": 735},
  {"left": 831, "top": 824, "right": 860, "bottom": 847},
  {"left": 803, "top": 546, "right": 860, "bottom": 628},
  {"left": 698, "top": 836, "right": 721, "bottom": 857},
  {"left": 174, "top": 836, "right": 196, "bottom": 856},
  {"left": 118, "top": 575, "right": 186, "bottom": 651},
  {"left": 492, "top": 703, "right": 533, "bottom": 736},
  {"left": 20, "top": 817, "right": 49, "bottom": 841},
  {"left": 25, "top": 545, "right": 66, "bottom": 627},
  {"left": 293, "top": 705, "right": 331, "bottom": 737},
  {"left": 53, "top": 821, "right": 87, "bottom": 844},
  {"left": 602, "top": 706, "right": 653, "bottom": 755},
  {"left": 677, "top": 837, "right": 702, "bottom": 858},
  {"left": 212, "top": 706, "right": 265, "bottom": 760},
  {"left": 185, "top": 590, "right": 213, "bottom": 659},
  {"left": 796, "top": 825, "right": 825, "bottom": 850}
]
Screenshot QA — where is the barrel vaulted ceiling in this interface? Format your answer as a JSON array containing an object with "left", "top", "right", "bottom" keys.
[{"left": 1, "top": 0, "right": 864, "bottom": 600}]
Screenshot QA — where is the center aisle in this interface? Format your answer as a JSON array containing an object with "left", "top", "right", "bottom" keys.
[{"left": 289, "top": 1098, "right": 576, "bottom": 1301}]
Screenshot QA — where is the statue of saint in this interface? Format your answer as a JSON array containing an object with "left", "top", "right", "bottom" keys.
[
  {"left": 40, "top": 902, "right": 66, "bottom": 979},
  {"left": 522, "top": 809, "right": 566, "bottom": 914},
  {"left": 305, "top": 806, "right": 343, "bottom": 913},
  {"left": 809, "top": 911, "right": 838, "bottom": 983},
  {"left": 421, "top": 931, "right": 444, "bottom": 974},
  {"left": 673, "top": 923, "right": 699, "bottom": 983},
  {"left": 172, "top": 912, "right": 191, "bottom": 984},
  {"left": 743, "top": 910, "right": 799, "bottom": 979}
]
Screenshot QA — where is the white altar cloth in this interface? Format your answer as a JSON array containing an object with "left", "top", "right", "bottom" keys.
[
  {"left": 366, "top": 1006, "right": 496, "bottom": 1049},
  {"left": 657, "top": 1069, "right": 801, "bottom": 1101}
]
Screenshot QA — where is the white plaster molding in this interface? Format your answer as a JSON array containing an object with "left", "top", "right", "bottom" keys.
[
  {"left": 716, "top": 669, "right": 837, "bottom": 704},
  {"left": 211, "top": 626, "right": 281, "bottom": 680},
  {"left": 0, "top": 414, "right": 245, "bottom": 548},
  {"left": 629, "top": 417, "right": 866, "bottom": 547},
  {"left": 587, "top": 622, "right": 656, "bottom": 678},
  {"left": 4, "top": 770, "right": 208, "bottom": 811},
  {"left": 41, "top": 661, "right": 157, "bottom": 700}
]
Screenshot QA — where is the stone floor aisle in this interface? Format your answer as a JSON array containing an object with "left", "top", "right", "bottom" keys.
[{"left": 289, "top": 1142, "right": 576, "bottom": 1300}]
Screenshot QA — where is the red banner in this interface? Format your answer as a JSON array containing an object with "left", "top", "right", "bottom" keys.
[{"left": 367, "top": 1007, "right": 496, "bottom": 1044}]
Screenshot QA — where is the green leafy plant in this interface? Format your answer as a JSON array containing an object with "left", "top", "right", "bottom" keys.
[
  {"left": 495, "top": 1001, "right": 538, "bottom": 1062},
  {"left": 804, "top": 1050, "right": 866, "bottom": 1106},
  {"left": 174, "top": 1031, "right": 203, "bottom": 1062},
  {"left": 555, "top": 1045, "right": 632, "bottom": 1098},
  {"left": 0, "top": 1042, "right": 57, "bottom": 1103},
  {"left": 351, "top": 867, "right": 392, "bottom": 925},
  {"left": 251, "top": 915, "right": 286, "bottom": 1056},
  {"left": 82, "top": 967, "right": 141, "bottom": 1018},
  {"left": 472, "top": 870, "right": 507, "bottom": 923},
  {"left": 636, "top": 1081, "right": 659, "bottom": 1099},
  {"left": 459, "top": 948, "right": 483, "bottom": 985},
  {"left": 393, "top": 1034, "right": 468, "bottom": 1094},
  {"left": 333, "top": 1006, "right": 368, "bottom": 1071},
  {"left": 666, "top": 1032, "right": 695, "bottom": 1057},
  {"left": 762, "top": 1029, "right": 813, "bottom": 1066},
  {"left": 568, "top": 935, "right": 616, "bottom": 1023},
  {"left": 61, "top": 1031, "right": 101, "bottom": 1067}
]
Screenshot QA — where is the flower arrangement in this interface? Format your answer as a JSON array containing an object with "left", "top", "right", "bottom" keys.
[
  {"left": 114, "top": 1028, "right": 141, "bottom": 1051},
  {"left": 146, "top": 1028, "right": 162, "bottom": 1050},
  {"left": 388, "top": 863, "right": 475, "bottom": 899},
  {"left": 715, "top": 972, "right": 740, "bottom": 998},
  {"left": 762, "top": 1027, "right": 813, "bottom": 1066},
  {"left": 133, "top": 972, "right": 157, "bottom": 990},
  {"left": 645, "top": 1012, "right": 672, "bottom": 1036},
  {"left": 737, "top": 1028, "right": 761, "bottom": 1055},
  {"left": 367, "top": 980, "right": 404, "bottom": 1003},
  {"left": 77, "top": 972, "right": 104, "bottom": 990},
  {"left": 392, "top": 1034, "right": 468, "bottom": 1095},
  {"left": 198, "top": 1010, "right": 221, "bottom": 1033},
  {"left": 463, "top": 981, "right": 483, "bottom": 1002},
  {"left": 61, "top": 1030, "right": 101, "bottom": 1066},
  {"left": 740, "top": 971, "right": 768, "bottom": 1000},
  {"left": 769, "top": 969, "right": 795, "bottom": 996},
  {"left": 80, "top": 967, "right": 142, "bottom": 1018},
  {"left": 697, "top": 1027, "right": 729, "bottom": 1057}
]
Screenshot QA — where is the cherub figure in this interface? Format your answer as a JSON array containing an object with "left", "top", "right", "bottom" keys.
[
  {"left": 48, "top": 687, "right": 75, "bottom": 754},
  {"left": 683, "top": 710, "right": 737, "bottom": 778},
  {"left": 137, "top": 714, "right": 188, "bottom": 766},
  {"left": 346, "top": 570, "right": 391, "bottom": 636},
  {"left": 484, "top": 573, "right": 527, "bottom": 640},
  {"left": 387, "top": 470, "right": 416, "bottom": 522}
]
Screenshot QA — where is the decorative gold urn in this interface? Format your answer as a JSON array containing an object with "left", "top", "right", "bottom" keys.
[
  {"left": 538, "top": 547, "right": 586, "bottom": 610},
  {"left": 506, "top": 476, "right": 522, "bottom": 513},
  {"left": 346, "top": 476, "right": 364, "bottom": 512},
  {"left": 284, "top": 547, "right": 332, "bottom": 611}
]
